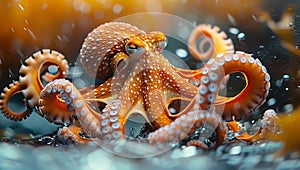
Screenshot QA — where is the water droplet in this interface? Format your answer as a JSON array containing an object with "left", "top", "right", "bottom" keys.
[
  {"left": 73, "top": 0, "right": 91, "bottom": 14},
  {"left": 267, "top": 98, "right": 276, "bottom": 106},
  {"left": 251, "top": 14, "right": 257, "bottom": 21},
  {"left": 227, "top": 13, "right": 236, "bottom": 25},
  {"left": 275, "top": 80, "right": 282, "bottom": 87},
  {"left": 175, "top": 48, "right": 188, "bottom": 58},
  {"left": 229, "top": 27, "right": 239, "bottom": 35},
  {"left": 18, "top": 4, "right": 24, "bottom": 11},
  {"left": 283, "top": 104, "right": 293, "bottom": 113},
  {"left": 28, "top": 29, "right": 36, "bottom": 40},
  {"left": 181, "top": 146, "right": 197, "bottom": 157},
  {"left": 237, "top": 32, "right": 246, "bottom": 40},
  {"left": 41, "top": 2, "right": 48, "bottom": 10},
  {"left": 57, "top": 35, "right": 63, "bottom": 42},
  {"left": 69, "top": 66, "right": 83, "bottom": 78},
  {"left": 8, "top": 69, "right": 13, "bottom": 77},
  {"left": 112, "top": 3, "right": 123, "bottom": 14},
  {"left": 73, "top": 79, "right": 86, "bottom": 89},
  {"left": 283, "top": 74, "right": 290, "bottom": 79},
  {"left": 48, "top": 65, "right": 58, "bottom": 74},
  {"left": 229, "top": 145, "right": 242, "bottom": 155}
]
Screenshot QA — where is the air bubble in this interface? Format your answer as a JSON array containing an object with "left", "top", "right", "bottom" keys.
[
  {"left": 175, "top": 49, "right": 188, "bottom": 58},
  {"left": 275, "top": 80, "right": 282, "bottom": 87},
  {"left": 229, "top": 27, "right": 239, "bottom": 35},
  {"left": 283, "top": 74, "right": 290, "bottom": 79},
  {"left": 267, "top": 98, "right": 276, "bottom": 106},
  {"left": 73, "top": 0, "right": 91, "bottom": 14},
  {"left": 283, "top": 104, "right": 293, "bottom": 113},
  {"left": 41, "top": 2, "right": 48, "bottom": 10},
  {"left": 69, "top": 66, "right": 83, "bottom": 78},
  {"left": 229, "top": 146, "right": 241, "bottom": 155},
  {"left": 112, "top": 4, "right": 123, "bottom": 14},
  {"left": 237, "top": 32, "right": 246, "bottom": 40},
  {"left": 48, "top": 65, "right": 58, "bottom": 74}
]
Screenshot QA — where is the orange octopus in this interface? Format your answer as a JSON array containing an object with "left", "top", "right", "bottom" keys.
[{"left": 0, "top": 22, "right": 270, "bottom": 149}]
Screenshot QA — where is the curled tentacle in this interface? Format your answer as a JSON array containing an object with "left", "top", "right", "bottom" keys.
[
  {"left": 40, "top": 79, "right": 124, "bottom": 141},
  {"left": 19, "top": 49, "right": 69, "bottom": 108},
  {"left": 57, "top": 125, "right": 91, "bottom": 144},
  {"left": 39, "top": 81, "right": 74, "bottom": 124},
  {"left": 0, "top": 81, "right": 32, "bottom": 120},
  {"left": 211, "top": 51, "right": 270, "bottom": 120},
  {"left": 148, "top": 110, "right": 227, "bottom": 148},
  {"left": 40, "top": 79, "right": 103, "bottom": 135},
  {"left": 188, "top": 24, "right": 234, "bottom": 61},
  {"left": 183, "top": 51, "right": 270, "bottom": 121}
]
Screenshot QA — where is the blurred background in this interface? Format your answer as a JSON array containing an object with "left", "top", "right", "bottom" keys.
[{"left": 0, "top": 0, "right": 299, "bottom": 136}]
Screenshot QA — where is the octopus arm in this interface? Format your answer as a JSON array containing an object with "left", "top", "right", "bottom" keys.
[
  {"left": 188, "top": 24, "right": 234, "bottom": 61},
  {"left": 57, "top": 125, "right": 91, "bottom": 144},
  {"left": 40, "top": 79, "right": 104, "bottom": 137},
  {"left": 148, "top": 110, "right": 226, "bottom": 148},
  {"left": 212, "top": 51, "right": 270, "bottom": 120},
  {"left": 19, "top": 49, "right": 69, "bottom": 107},
  {"left": 173, "top": 51, "right": 270, "bottom": 121},
  {"left": 0, "top": 81, "right": 32, "bottom": 120}
]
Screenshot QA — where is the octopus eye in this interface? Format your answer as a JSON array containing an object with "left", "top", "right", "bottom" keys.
[{"left": 125, "top": 39, "right": 145, "bottom": 55}]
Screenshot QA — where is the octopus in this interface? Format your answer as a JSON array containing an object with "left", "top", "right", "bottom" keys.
[{"left": 0, "top": 22, "right": 271, "bottom": 150}]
